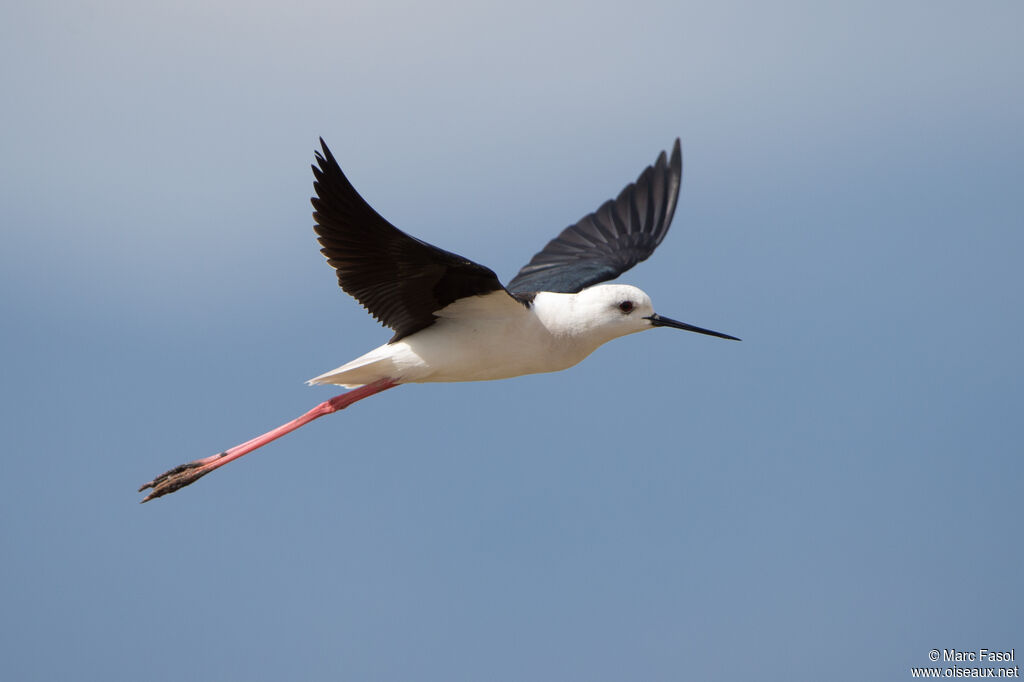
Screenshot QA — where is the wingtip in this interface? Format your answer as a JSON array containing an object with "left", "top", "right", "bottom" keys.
[
  {"left": 653, "top": 138, "right": 682, "bottom": 176},
  {"left": 316, "top": 137, "right": 335, "bottom": 165}
]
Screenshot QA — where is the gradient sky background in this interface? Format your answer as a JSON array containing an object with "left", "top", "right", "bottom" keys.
[{"left": 2, "top": 2, "right": 1022, "bottom": 680}]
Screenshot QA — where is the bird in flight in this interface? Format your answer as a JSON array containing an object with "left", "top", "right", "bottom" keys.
[{"left": 139, "top": 137, "right": 739, "bottom": 502}]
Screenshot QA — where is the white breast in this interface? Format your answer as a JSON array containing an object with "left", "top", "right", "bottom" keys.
[{"left": 308, "top": 291, "right": 608, "bottom": 387}]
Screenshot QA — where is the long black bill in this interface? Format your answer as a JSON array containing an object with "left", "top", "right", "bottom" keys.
[{"left": 644, "top": 314, "right": 741, "bottom": 341}]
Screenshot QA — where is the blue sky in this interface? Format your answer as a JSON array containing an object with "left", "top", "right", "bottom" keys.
[{"left": 2, "top": 2, "right": 1022, "bottom": 680}]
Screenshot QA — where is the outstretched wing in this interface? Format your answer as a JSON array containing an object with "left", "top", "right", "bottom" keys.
[
  {"left": 507, "top": 139, "right": 683, "bottom": 294},
  {"left": 312, "top": 139, "right": 509, "bottom": 342}
]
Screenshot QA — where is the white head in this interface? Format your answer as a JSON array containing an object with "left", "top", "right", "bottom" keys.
[{"left": 537, "top": 283, "right": 740, "bottom": 346}]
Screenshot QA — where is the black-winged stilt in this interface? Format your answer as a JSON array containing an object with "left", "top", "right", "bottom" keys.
[{"left": 139, "top": 138, "right": 739, "bottom": 502}]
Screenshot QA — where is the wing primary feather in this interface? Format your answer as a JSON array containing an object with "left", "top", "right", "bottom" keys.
[
  {"left": 507, "top": 139, "right": 683, "bottom": 294},
  {"left": 311, "top": 139, "right": 513, "bottom": 342}
]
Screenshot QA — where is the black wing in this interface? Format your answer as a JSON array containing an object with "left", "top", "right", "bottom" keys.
[
  {"left": 507, "top": 139, "right": 683, "bottom": 294},
  {"left": 312, "top": 139, "right": 508, "bottom": 342}
]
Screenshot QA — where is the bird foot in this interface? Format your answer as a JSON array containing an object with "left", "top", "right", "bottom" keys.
[{"left": 138, "top": 458, "right": 217, "bottom": 503}]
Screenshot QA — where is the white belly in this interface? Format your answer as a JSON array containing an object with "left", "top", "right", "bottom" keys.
[
  {"left": 307, "top": 292, "right": 601, "bottom": 387},
  {"left": 397, "top": 316, "right": 584, "bottom": 382}
]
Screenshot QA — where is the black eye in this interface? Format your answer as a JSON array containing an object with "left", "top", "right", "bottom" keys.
[{"left": 618, "top": 300, "right": 635, "bottom": 313}]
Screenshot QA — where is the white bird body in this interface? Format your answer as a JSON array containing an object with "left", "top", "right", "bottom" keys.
[{"left": 309, "top": 284, "right": 656, "bottom": 387}]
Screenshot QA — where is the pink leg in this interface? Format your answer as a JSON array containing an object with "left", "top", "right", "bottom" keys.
[{"left": 139, "top": 378, "right": 398, "bottom": 502}]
